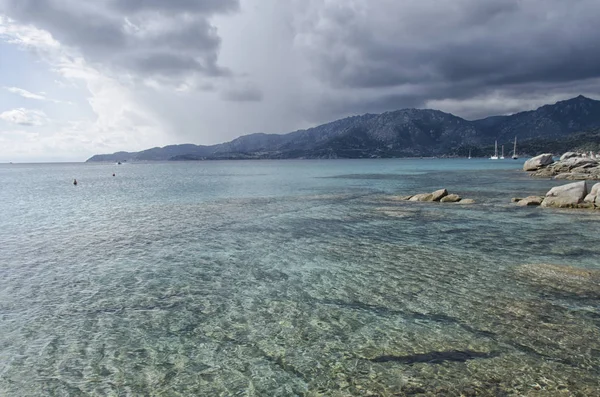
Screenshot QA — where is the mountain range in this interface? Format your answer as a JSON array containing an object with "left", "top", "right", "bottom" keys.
[{"left": 87, "top": 95, "right": 600, "bottom": 162}]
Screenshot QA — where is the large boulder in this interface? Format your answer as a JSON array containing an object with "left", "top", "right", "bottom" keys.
[
  {"left": 523, "top": 154, "right": 554, "bottom": 171},
  {"left": 560, "top": 152, "right": 580, "bottom": 161},
  {"left": 583, "top": 183, "right": 600, "bottom": 206},
  {"left": 431, "top": 188, "right": 448, "bottom": 202},
  {"left": 541, "top": 181, "right": 588, "bottom": 208}
]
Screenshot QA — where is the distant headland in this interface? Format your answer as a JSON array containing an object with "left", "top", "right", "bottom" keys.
[{"left": 87, "top": 95, "right": 600, "bottom": 162}]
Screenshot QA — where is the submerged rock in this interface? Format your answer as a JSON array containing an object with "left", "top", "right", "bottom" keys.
[
  {"left": 515, "top": 263, "right": 600, "bottom": 298},
  {"left": 523, "top": 154, "right": 554, "bottom": 171},
  {"left": 458, "top": 199, "right": 476, "bottom": 204},
  {"left": 541, "top": 181, "right": 587, "bottom": 208}
]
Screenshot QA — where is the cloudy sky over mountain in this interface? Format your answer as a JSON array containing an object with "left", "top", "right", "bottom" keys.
[{"left": 1, "top": 0, "right": 600, "bottom": 161}]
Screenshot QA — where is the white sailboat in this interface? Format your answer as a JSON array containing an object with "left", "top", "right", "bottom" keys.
[
  {"left": 500, "top": 145, "right": 505, "bottom": 160},
  {"left": 512, "top": 137, "right": 518, "bottom": 160},
  {"left": 468, "top": 149, "right": 472, "bottom": 159},
  {"left": 490, "top": 141, "right": 499, "bottom": 160}
]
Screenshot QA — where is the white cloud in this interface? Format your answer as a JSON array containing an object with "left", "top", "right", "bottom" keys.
[
  {"left": 4, "top": 86, "right": 46, "bottom": 100},
  {"left": 0, "top": 108, "right": 49, "bottom": 126},
  {"left": 0, "top": 16, "right": 171, "bottom": 161},
  {"left": 3, "top": 86, "right": 72, "bottom": 104}
]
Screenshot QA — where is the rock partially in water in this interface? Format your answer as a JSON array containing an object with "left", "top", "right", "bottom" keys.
[
  {"left": 516, "top": 196, "right": 544, "bottom": 206},
  {"left": 441, "top": 194, "right": 462, "bottom": 203},
  {"left": 409, "top": 193, "right": 434, "bottom": 202},
  {"left": 541, "top": 181, "right": 587, "bottom": 208},
  {"left": 523, "top": 154, "right": 554, "bottom": 171},
  {"left": 583, "top": 183, "right": 600, "bottom": 206},
  {"left": 514, "top": 263, "right": 600, "bottom": 299},
  {"left": 399, "top": 189, "right": 472, "bottom": 204},
  {"left": 430, "top": 188, "right": 448, "bottom": 202},
  {"left": 529, "top": 153, "right": 600, "bottom": 180}
]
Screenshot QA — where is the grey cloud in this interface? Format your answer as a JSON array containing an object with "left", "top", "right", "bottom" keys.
[
  {"left": 0, "top": 0, "right": 238, "bottom": 79},
  {"left": 111, "top": 0, "right": 238, "bottom": 14},
  {"left": 291, "top": 0, "right": 600, "bottom": 118},
  {"left": 129, "top": 53, "right": 229, "bottom": 77},
  {"left": 221, "top": 85, "right": 263, "bottom": 102}
]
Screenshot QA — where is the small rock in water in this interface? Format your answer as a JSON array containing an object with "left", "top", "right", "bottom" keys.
[
  {"left": 517, "top": 196, "right": 544, "bottom": 206},
  {"left": 441, "top": 194, "right": 462, "bottom": 203},
  {"left": 458, "top": 199, "right": 475, "bottom": 204},
  {"left": 409, "top": 193, "right": 434, "bottom": 202}
]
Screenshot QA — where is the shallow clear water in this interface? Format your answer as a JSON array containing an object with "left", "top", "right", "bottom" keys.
[{"left": 1, "top": 159, "right": 599, "bottom": 396}]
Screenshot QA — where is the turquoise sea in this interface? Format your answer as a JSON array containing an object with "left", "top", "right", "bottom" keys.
[{"left": 1, "top": 159, "right": 599, "bottom": 396}]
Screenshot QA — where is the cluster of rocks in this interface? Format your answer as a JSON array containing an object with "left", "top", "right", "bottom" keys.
[
  {"left": 524, "top": 152, "right": 600, "bottom": 180},
  {"left": 398, "top": 188, "right": 475, "bottom": 204},
  {"left": 513, "top": 181, "right": 600, "bottom": 209}
]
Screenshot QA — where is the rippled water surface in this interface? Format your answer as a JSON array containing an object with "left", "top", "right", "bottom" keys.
[{"left": 1, "top": 159, "right": 599, "bottom": 396}]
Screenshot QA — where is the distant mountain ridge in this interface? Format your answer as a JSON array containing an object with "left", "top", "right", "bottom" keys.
[{"left": 87, "top": 95, "right": 600, "bottom": 161}]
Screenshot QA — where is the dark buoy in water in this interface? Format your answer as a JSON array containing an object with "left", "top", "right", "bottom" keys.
[
  {"left": 73, "top": 179, "right": 78, "bottom": 185},
  {"left": 112, "top": 173, "right": 115, "bottom": 177}
]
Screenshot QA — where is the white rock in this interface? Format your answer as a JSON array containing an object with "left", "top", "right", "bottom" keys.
[
  {"left": 541, "top": 181, "right": 588, "bottom": 208},
  {"left": 560, "top": 152, "right": 580, "bottom": 161},
  {"left": 431, "top": 188, "right": 448, "bottom": 202},
  {"left": 523, "top": 154, "right": 554, "bottom": 171}
]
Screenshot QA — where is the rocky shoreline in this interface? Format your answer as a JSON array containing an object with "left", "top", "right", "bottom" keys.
[
  {"left": 524, "top": 152, "right": 600, "bottom": 180},
  {"left": 383, "top": 152, "right": 600, "bottom": 210},
  {"left": 516, "top": 152, "right": 600, "bottom": 209},
  {"left": 514, "top": 180, "right": 600, "bottom": 209}
]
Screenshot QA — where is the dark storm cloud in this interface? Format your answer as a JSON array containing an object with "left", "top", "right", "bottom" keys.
[
  {"left": 0, "top": 0, "right": 238, "bottom": 79},
  {"left": 293, "top": 0, "right": 600, "bottom": 115}
]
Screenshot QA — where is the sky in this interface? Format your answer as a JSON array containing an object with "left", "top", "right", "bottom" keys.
[{"left": 1, "top": 0, "right": 600, "bottom": 162}]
